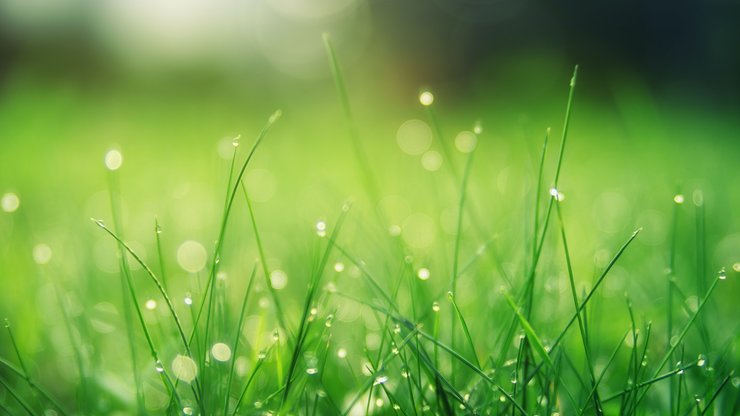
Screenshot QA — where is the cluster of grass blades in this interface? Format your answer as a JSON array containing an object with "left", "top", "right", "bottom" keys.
[{"left": 1, "top": 35, "right": 737, "bottom": 415}]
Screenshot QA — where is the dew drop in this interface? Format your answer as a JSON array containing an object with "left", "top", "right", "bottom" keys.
[
  {"left": 254, "top": 401, "right": 263, "bottom": 409},
  {"left": 373, "top": 375, "right": 388, "bottom": 385},
  {"left": 211, "top": 342, "right": 232, "bottom": 362},
  {"left": 232, "top": 135, "right": 241, "bottom": 147},
  {"left": 417, "top": 268, "right": 430, "bottom": 281},
  {"left": 718, "top": 267, "right": 727, "bottom": 280},
  {"left": 432, "top": 302, "right": 440, "bottom": 312},
  {"left": 306, "top": 367, "right": 318, "bottom": 375},
  {"left": 145, "top": 299, "right": 157, "bottom": 310},
  {"left": 334, "top": 262, "right": 345, "bottom": 273},
  {"left": 473, "top": 122, "right": 483, "bottom": 135},
  {"left": 316, "top": 220, "right": 327, "bottom": 237},
  {"left": 182, "top": 406, "right": 194, "bottom": 415},
  {"left": 155, "top": 360, "right": 165, "bottom": 373},
  {"left": 733, "top": 263, "right": 740, "bottom": 272},
  {"left": 337, "top": 348, "right": 347, "bottom": 359},
  {"left": 549, "top": 188, "right": 565, "bottom": 202},
  {"left": 697, "top": 354, "right": 706, "bottom": 367},
  {"left": 401, "top": 367, "right": 410, "bottom": 378},
  {"left": 419, "top": 90, "right": 434, "bottom": 106},
  {"left": 673, "top": 194, "right": 685, "bottom": 204},
  {"left": 257, "top": 351, "right": 267, "bottom": 360},
  {"left": 171, "top": 355, "right": 198, "bottom": 383},
  {"left": 1, "top": 192, "right": 20, "bottom": 213},
  {"left": 270, "top": 269, "right": 288, "bottom": 290},
  {"left": 325, "top": 314, "right": 334, "bottom": 328},
  {"left": 104, "top": 149, "right": 123, "bottom": 171},
  {"left": 393, "top": 324, "right": 401, "bottom": 334},
  {"left": 184, "top": 293, "right": 193, "bottom": 306}
]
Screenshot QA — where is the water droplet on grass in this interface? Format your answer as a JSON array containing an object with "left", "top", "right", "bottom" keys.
[
  {"left": 697, "top": 354, "right": 706, "bottom": 367},
  {"left": 211, "top": 342, "right": 232, "bottom": 362},
  {"left": 104, "top": 149, "right": 123, "bottom": 171},
  {"left": 182, "top": 406, "right": 193, "bottom": 415},
  {"left": 334, "top": 262, "right": 345, "bottom": 272},
  {"left": 550, "top": 188, "right": 565, "bottom": 201},
  {"left": 184, "top": 293, "right": 193, "bottom": 306},
  {"left": 374, "top": 375, "right": 388, "bottom": 385},
  {"left": 673, "top": 194, "right": 685, "bottom": 204},
  {"left": 337, "top": 348, "right": 347, "bottom": 359},
  {"left": 155, "top": 360, "right": 165, "bottom": 373},
  {"left": 419, "top": 91, "right": 434, "bottom": 106},
  {"left": 172, "top": 355, "right": 198, "bottom": 383},
  {"left": 145, "top": 299, "right": 157, "bottom": 310},
  {"left": 306, "top": 367, "right": 318, "bottom": 375},
  {"left": 432, "top": 302, "right": 440, "bottom": 312},
  {"left": 718, "top": 267, "right": 727, "bottom": 280},
  {"left": 316, "top": 220, "right": 327, "bottom": 237},
  {"left": 473, "top": 122, "right": 483, "bottom": 135},
  {"left": 270, "top": 270, "right": 288, "bottom": 290},
  {"left": 1, "top": 192, "right": 20, "bottom": 213},
  {"left": 325, "top": 314, "right": 334, "bottom": 328},
  {"left": 417, "top": 268, "right": 430, "bottom": 281}
]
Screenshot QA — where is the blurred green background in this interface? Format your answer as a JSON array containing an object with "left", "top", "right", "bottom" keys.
[{"left": 0, "top": 0, "right": 739, "bottom": 412}]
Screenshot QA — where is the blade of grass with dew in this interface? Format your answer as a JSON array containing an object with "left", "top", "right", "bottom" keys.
[
  {"left": 241, "top": 182, "right": 286, "bottom": 384},
  {"left": 447, "top": 291, "right": 481, "bottom": 369},
  {"left": 0, "top": 376, "right": 34, "bottom": 416},
  {"left": 280, "top": 204, "right": 350, "bottom": 411},
  {"left": 633, "top": 271, "right": 723, "bottom": 407},
  {"left": 232, "top": 343, "right": 275, "bottom": 415},
  {"left": 0, "top": 357, "right": 68, "bottom": 416},
  {"left": 223, "top": 264, "right": 257, "bottom": 415},
  {"left": 200, "top": 110, "right": 283, "bottom": 370},
  {"left": 3, "top": 321, "right": 68, "bottom": 415},
  {"left": 106, "top": 167, "right": 143, "bottom": 414},
  {"left": 555, "top": 200, "right": 604, "bottom": 415}
]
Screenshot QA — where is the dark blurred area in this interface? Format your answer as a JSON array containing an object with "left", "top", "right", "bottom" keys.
[{"left": 1, "top": 0, "right": 738, "bottom": 108}]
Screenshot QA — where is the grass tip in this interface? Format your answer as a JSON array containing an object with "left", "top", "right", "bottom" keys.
[{"left": 269, "top": 110, "right": 283, "bottom": 124}]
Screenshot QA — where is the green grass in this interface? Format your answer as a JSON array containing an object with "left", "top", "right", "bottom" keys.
[{"left": 1, "top": 39, "right": 739, "bottom": 415}]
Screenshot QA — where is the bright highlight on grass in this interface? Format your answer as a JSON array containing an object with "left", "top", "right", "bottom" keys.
[
  {"left": 104, "top": 149, "right": 123, "bottom": 170},
  {"left": 1, "top": 192, "right": 20, "bottom": 212}
]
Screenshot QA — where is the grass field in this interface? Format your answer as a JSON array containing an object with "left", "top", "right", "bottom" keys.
[{"left": 1, "top": 36, "right": 739, "bottom": 415}]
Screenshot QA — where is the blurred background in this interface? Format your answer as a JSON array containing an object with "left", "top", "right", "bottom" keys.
[{"left": 0, "top": 0, "right": 739, "bottom": 411}]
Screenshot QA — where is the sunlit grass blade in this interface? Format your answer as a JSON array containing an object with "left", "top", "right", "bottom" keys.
[{"left": 223, "top": 264, "right": 257, "bottom": 416}]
